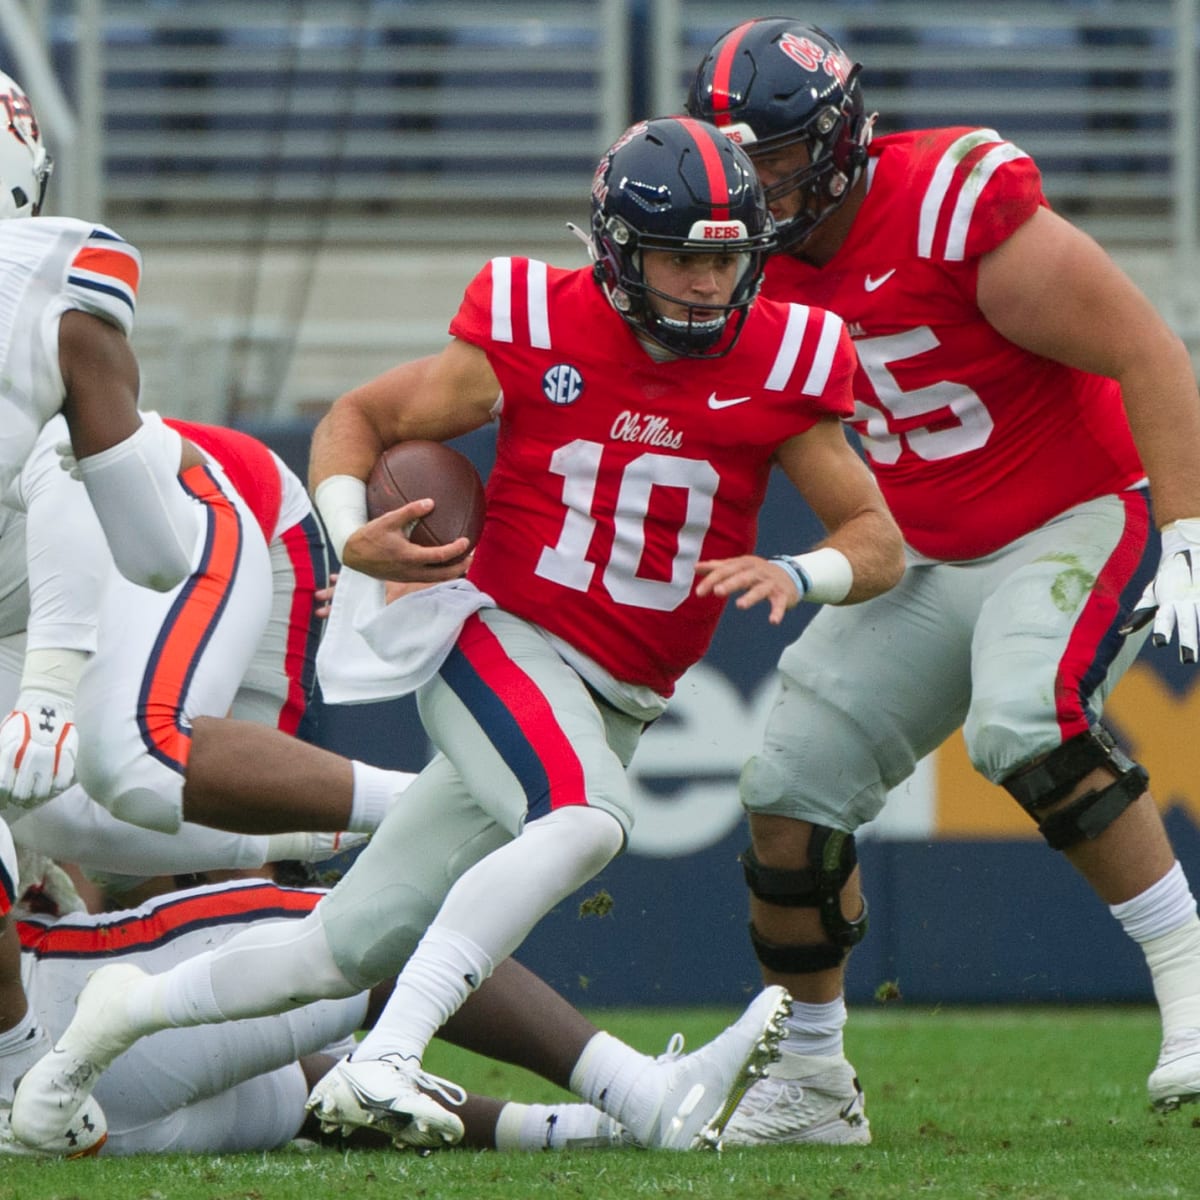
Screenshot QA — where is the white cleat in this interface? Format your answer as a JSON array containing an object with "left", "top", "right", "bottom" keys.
[
  {"left": 638, "top": 984, "right": 791, "bottom": 1150},
  {"left": 11, "top": 963, "right": 145, "bottom": 1150},
  {"left": 305, "top": 1054, "right": 466, "bottom": 1150},
  {"left": 0, "top": 1097, "right": 107, "bottom": 1158},
  {"left": 1149, "top": 1028, "right": 1200, "bottom": 1111},
  {"left": 1, "top": 1099, "right": 108, "bottom": 1161},
  {"left": 722, "top": 1051, "right": 871, "bottom": 1146}
]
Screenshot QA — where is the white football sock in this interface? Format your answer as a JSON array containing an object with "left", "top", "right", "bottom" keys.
[
  {"left": 353, "top": 806, "right": 620, "bottom": 1062},
  {"left": 354, "top": 925, "right": 494, "bottom": 1062},
  {"left": 1110, "top": 861, "right": 1196, "bottom": 943},
  {"left": 0, "top": 1009, "right": 47, "bottom": 1098},
  {"left": 569, "top": 1030, "right": 661, "bottom": 1144},
  {"left": 347, "top": 761, "right": 413, "bottom": 833},
  {"left": 780, "top": 997, "right": 847, "bottom": 1059},
  {"left": 494, "top": 1100, "right": 619, "bottom": 1151},
  {"left": 1111, "top": 862, "right": 1200, "bottom": 1036}
]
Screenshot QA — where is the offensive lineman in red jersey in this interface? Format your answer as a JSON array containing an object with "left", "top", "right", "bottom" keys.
[
  {"left": 12, "top": 116, "right": 903, "bottom": 1155},
  {"left": 688, "top": 18, "right": 1200, "bottom": 1144}
]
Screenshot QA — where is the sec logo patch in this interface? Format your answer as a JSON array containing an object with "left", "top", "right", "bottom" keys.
[{"left": 543, "top": 364, "right": 583, "bottom": 406}]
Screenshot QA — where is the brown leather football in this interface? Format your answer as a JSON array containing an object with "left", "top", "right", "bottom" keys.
[{"left": 365, "top": 439, "right": 486, "bottom": 553}]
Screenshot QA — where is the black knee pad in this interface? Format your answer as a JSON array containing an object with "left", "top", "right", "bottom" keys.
[
  {"left": 1002, "top": 726, "right": 1149, "bottom": 851},
  {"left": 741, "top": 825, "right": 868, "bottom": 973}
]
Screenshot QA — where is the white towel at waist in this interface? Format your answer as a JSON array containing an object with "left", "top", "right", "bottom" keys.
[{"left": 316, "top": 568, "right": 495, "bottom": 703}]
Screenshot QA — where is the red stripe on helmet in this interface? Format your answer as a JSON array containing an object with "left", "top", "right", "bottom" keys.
[
  {"left": 710, "top": 20, "right": 756, "bottom": 126},
  {"left": 675, "top": 117, "right": 730, "bottom": 220}
]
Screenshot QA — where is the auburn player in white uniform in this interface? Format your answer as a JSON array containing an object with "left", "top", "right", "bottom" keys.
[
  {"left": 0, "top": 72, "right": 199, "bottom": 595},
  {"left": 11, "top": 116, "right": 904, "bottom": 1156},
  {"left": 0, "top": 415, "right": 362, "bottom": 874},
  {"left": 0, "top": 822, "right": 635, "bottom": 1158},
  {"left": 688, "top": 18, "right": 1200, "bottom": 1144}
]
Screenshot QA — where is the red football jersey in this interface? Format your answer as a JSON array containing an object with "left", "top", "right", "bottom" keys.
[
  {"left": 763, "top": 127, "right": 1145, "bottom": 561},
  {"left": 451, "top": 257, "right": 855, "bottom": 695},
  {"left": 165, "top": 418, "right": 284, "bottom": 542}
]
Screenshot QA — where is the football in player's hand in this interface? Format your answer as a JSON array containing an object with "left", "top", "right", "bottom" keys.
[{"left": 365, "top": 439, "right": 486, "bottom": 557}]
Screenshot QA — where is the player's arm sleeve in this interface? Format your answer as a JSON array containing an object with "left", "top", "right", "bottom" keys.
[
  {"left": 74, "top": 414, "right": 200, "bottom": 593},
  {"left": 7, "top": 788, "right": 271, "bottom": 875},
  {"left": 447, "top": 258, "right": 503, "bottom": 350},
  {"left": 18, "top": 418, "right": 107, "bottom": 657},
  {"left": 960, "top": 146, "right": 1045, "bottom": 260}
]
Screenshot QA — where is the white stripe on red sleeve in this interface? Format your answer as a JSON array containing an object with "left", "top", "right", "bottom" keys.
[
  {"left": 943, "top": 142, "right": 1030, "bottom": 261},
  {"left": 490, "top": 256, "right": 514, "bottom": 343},
  {"left": 917, "top": 128, "right": 1003, "bottom": 259},
  {"left": 800, "top": 310, "right": 844, "bottom": 395},
  {"left": 764, "top": 303, "right": 810, "bottom": 391},
  {"left": 526, "top": 259, "right": 550, "bottom": 349}
]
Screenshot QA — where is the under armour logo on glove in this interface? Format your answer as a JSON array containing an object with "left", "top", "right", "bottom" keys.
[
  {"left": 1121, "top": 518, "right": 1200, "bottom": 663},
  {"left": 0, "top": 691, "right": 78, "bottom": 811}
]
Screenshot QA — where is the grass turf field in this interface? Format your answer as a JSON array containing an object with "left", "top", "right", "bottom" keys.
[{"left": 3, "top": 1004, "right": 1195, "bottom": 1200}]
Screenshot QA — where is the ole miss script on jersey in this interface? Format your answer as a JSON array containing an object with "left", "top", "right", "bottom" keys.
[
  {"left": 450, "top": 257, "right": 855, "bottom": 695},
  {"left": 764, "top": 127, "right": 1145, "bottom": 562}
]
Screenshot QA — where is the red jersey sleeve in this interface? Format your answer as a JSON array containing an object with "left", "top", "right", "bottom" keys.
[{"left": 908, "top": 127, "right": 1043, "bottom": 263}]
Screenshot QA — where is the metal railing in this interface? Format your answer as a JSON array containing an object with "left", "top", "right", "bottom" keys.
[
  {"left": 2, "top": 0, "right": 1197, "bottom": 418},
  {"left": 8, "top": 1, "right": 1195, "bottom": 251}
]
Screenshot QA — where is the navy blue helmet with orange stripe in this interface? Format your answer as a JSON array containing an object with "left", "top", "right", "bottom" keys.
[
  {"left": 589, "top": 116, "right": 774, "bottom": 358},
  {"left": 687, "top": 20, "right": 872, "bottom": 251}
]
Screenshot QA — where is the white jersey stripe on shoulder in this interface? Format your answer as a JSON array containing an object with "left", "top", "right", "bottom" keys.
[
  {"left": 917, "top": 128, "right": 1002, "bottom": 258},
  {"left": 943, "top": 141, "right": 1030, "bottom": 261},
  {"left": 526, "top": 258, "right": 550, "bottom": 349},
  {"left": 800, "top": 310, "right": 844, "bottom": 395},
  {"left": 764, "top": 303, "right": 810, "bottom": 391},
  {"left": 490, "top": 256, "right": 513, "bottom": 343}
]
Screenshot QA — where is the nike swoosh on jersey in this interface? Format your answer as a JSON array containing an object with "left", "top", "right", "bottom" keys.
[
  {"left": 707, "top": 393, "right": 753, "bottom": 409},
  {"left": 864, "top": 269, "right": 896, "bottom": 292}
]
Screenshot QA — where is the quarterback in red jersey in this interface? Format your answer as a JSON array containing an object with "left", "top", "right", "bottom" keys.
[
  {"left": 689, "top": 17, "right": 1200, "bottom": 1144},
  {"left": 11, "top": 116, "right": 903, "bottom": 1157}
]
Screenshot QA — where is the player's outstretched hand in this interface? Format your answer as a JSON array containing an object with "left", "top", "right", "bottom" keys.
[
  {"left": 0, "top": 692, "right": 77, "bottom": 810},
  {"left": 341, "top": 500, "right": 471, "bottom": 584},
  {"left": 695, "top": 555, "right": 802, "bottom": 626},
  {"left": 1121, "top": 518, "right": 1200, "bottom": 663}
]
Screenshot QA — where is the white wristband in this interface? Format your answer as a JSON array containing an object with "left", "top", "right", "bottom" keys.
[
  {"left": 20, "top": 647, "right": 90, "bottom": 700},
  {"left": 774, "top": 547, "right": 853, "bottom": 605},
  {"left": 314, "top": 474, "right": 368, "bottom": 562}
]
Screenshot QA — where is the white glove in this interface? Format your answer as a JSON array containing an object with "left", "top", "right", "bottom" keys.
[
  {"left": 0, "top": 691, "right": 78, "bottom": 810},
  {"left": 1122, "top": 518, "right": 1200, "bottom": 663},
  {"left": 54, "top": 440, "right": 81, "bottom": 481}
]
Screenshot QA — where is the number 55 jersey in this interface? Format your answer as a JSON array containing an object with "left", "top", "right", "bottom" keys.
[
  {"left": 450, "top": 256, "right": 856, "bottom": 697},
  {"left": 762, "top": 127, "right": 1145, "bottom": 563}
]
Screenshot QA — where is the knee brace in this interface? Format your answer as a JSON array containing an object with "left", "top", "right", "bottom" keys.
[
  {"left": 741, "top": 825, "right": 868, "bottom": 974},
  {"left": 1002, "top": 726, "right": 1149, "bottom": 851}
]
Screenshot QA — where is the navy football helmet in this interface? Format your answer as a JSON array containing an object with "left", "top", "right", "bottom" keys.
[
  {"left": 589, "top": 116, "right": 774, "bottom": 358},
  {"left": 686, "top": 20, "right": 873, "bottom": 250}
]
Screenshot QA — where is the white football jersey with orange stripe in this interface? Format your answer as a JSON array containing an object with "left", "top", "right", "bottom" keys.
[
  {"left": 764, "top": 128, "right": 1144, "bottom": 562},
  {"left": 0, "top": 216, "right": 141, "bottom": 498}
]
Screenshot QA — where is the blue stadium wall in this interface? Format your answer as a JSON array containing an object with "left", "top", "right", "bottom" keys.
[{"left": 248, "top": 419, "right": 1196, "bottom": 1009}]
